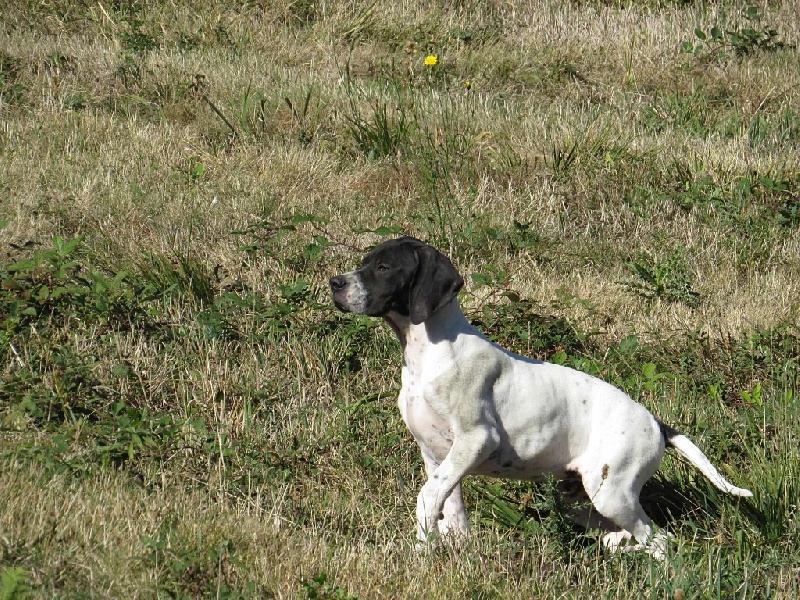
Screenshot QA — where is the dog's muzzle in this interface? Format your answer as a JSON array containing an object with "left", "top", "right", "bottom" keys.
[
  {"left": 329, "top": 272, "right": 367, "bottom": 314},
  {"left": 329, "top": 275, "right": 349, "bottom": 312}
]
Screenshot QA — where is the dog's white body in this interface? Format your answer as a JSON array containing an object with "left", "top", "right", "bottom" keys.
[
  {"left": 330, "top": 238, "right": 751, "bottom": 558},
  {"left": 392, "top": 299, "right": 663, "bottom": 541},
  {"left": 395, "top": 302, "right": 661, "bottom": 482}
]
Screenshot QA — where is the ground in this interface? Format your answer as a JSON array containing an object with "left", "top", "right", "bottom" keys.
[{"left": 1, "top": 1, "right": 799, "bottom": 597}]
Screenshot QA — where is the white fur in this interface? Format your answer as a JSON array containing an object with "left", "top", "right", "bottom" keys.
[{"left": 382, "top": 299, "right": 750, "bottom": 558}]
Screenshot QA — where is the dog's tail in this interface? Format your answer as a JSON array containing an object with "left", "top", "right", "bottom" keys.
[{"left": 660, "top": 423, "right": 753, "bottom": 497}]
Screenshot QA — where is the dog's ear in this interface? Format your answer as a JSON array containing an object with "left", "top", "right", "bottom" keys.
[{"left": 408, "top": 244, "right": 464, "bottom": 325}]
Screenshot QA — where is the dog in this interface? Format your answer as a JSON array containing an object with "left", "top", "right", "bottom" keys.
[{"left": 329, "top": 237, "right": 752, "bottom": 558}]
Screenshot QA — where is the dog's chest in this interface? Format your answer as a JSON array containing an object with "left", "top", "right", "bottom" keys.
[{"left": 398, "top": 358, "right": 453, "bottom": 463}]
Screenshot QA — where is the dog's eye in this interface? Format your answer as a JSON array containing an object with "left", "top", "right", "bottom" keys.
[{"left": 376, "top": 264, "right": 390, "bottom": 272}]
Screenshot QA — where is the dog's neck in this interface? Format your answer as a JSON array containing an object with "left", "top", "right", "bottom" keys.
[{"left": 383, "top": 300, "right": 472, "bottom": 351}]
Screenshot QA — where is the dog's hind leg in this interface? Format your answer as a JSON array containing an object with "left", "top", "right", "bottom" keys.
[
  {"left": 559, "top": 476, "right": 635, "bottom": 550},
  {"left": 590, "top": 488, "right": 658, "bottom": 555},
  {"left": 583, "top": 469, "right": 671, "bottom": 559}
]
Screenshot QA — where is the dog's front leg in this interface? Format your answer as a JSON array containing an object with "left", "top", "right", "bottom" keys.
[
  {"left": 416, "top": 427, "right": 499, "bottom": 542},
  {"left": 420, "top": 454, "right": 470, "bottom": 538},
  {"left": 440, "top": 484, "right": 469, "bottom": 537}
]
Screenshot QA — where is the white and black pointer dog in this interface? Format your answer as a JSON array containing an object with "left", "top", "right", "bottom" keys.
[{"left": 329, "top": 237, "right": 752, "bottom": 558}]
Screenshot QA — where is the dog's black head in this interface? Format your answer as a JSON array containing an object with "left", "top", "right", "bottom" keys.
[{"left": 329, "top": 237, "right": 464, "bottom": 325}]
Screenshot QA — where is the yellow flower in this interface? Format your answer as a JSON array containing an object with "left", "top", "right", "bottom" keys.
[
  {"left": 464, "top": 80, "right": 472, "bottom": 90},
  {"left": 424, "top": 55, "right": 438, "bottom": 66}
]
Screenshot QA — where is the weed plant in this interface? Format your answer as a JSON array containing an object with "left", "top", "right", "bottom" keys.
[{"left": 1, "top": 0, "right": 799, "bottom": 598}]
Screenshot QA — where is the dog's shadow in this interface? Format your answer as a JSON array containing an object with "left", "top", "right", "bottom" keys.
[
  {"left": 639, "top": 474, "right": 721, "bottom": 528},
  {"left": 484, "top": 473, "right": 742, "bottom": 554},
  {"left": 564, "top": 471, "right": 726, "bottom": 530}
]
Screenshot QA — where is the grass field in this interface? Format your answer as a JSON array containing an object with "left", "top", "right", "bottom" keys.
[{"left": 1, "top": 0, "right": 799, "bottom": 597}]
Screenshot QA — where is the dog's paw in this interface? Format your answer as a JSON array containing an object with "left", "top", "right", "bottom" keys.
[
  {"left": 645, "top": 530, "right": 675, "bottom": 561},
  {"left": 602, "top": 530, "right": 633, "bottom": 552},
  {"left": 414, "top": 529, "right": 439, "bottom": 554},
  {"left": 438, "top": 519, "right": 471, "bottom": 539},
  {"left": 602, "top": 529, "right": 674, "bottom": 560}
]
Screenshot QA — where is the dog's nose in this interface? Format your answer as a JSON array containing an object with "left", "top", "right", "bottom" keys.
[{"left": 329, "top": 275, "right": 347, "bottom": 291}]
